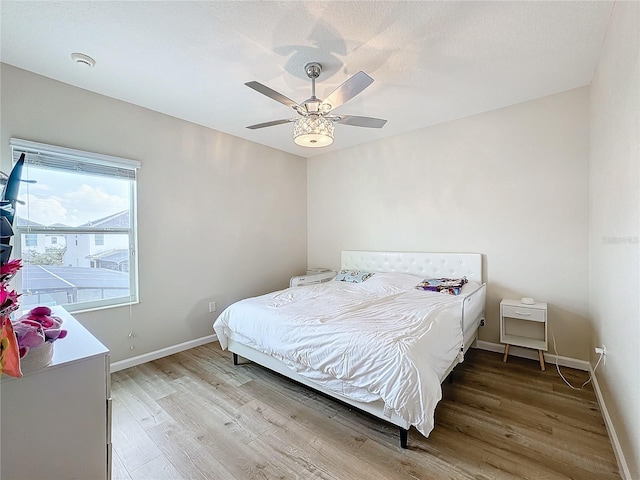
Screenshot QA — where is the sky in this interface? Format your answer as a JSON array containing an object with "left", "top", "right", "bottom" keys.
[{"left": 16, "top": 165, "right": 130, "bottom": 227}]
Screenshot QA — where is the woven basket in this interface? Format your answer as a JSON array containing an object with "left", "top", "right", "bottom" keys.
[{"left": 19, "top": 342, "right": 53, "bottom": 374}]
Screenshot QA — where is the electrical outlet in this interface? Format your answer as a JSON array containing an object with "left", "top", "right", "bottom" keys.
[
  {"left": 209, "top": 301, "right": 216, "bottom": 313},
  {"left": 595, "top": 345, "right": 607, "bottom": 365}
]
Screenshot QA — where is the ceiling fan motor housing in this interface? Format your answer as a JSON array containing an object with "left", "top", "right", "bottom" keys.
[{"left": 304, "top": 62, "right": 322, "bottom": 79}]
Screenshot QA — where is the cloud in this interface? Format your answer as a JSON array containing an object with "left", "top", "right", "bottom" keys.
[
  {"left": 63, "top": 184, "right": 129, "bottom": 224},
  {"left": 19, "top": 184, "right": 129, "bottom": 227},
  {"left": 18, "top": 193, "right": 68, "bottom": 226}
]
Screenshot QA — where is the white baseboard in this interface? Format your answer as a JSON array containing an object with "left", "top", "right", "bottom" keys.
[
  {"left": 589, "top": 366, "right": 632, "bottom": 480},
  {"left": 474, "top": 340, "right": 590, "bottom": 371},
  {"left": 110, "top": 334, "right": 218, "bottom": 373}
]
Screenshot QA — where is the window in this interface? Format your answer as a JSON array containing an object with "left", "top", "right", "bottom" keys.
[
  {"left": 11, "top": 138, "right": 140, "bottom": 313},
  {"left": 24, "top": 234, "right": 37, "bottom": 247}
]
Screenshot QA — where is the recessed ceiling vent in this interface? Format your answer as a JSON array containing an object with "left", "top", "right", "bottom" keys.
[{"left": 71, "top": 53, "right": 96, "bottom": 68}]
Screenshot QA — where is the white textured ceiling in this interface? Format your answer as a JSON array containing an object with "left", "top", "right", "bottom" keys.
[{"left": 1, "top": 1, "right": 613, "bottom": 158}]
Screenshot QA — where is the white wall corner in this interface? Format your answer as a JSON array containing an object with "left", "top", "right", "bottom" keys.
[
  {"left": 589, "top": 366, "right": 633, "bottom": 480},
  {"left": 110, "top": 334, "right": 218, "bottom": 373}
]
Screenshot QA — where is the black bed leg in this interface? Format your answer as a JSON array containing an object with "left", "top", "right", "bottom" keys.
[
  {"left": 233, "top": 353, "right": 239, "bottom": 366},
  {"left": 399, "top": 428, "right": 408, "bottom": 449}
]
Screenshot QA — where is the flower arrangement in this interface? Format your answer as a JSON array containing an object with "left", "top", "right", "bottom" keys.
[
  {"left": 0, "top": 155, "right": 24, "bottom": 378},
  {"left": 0, "top": 259, "right": 21, "bottom": 309},
  {"left": 1, "top": 154, "right": 60, "bottom": 377},
  {"left": 0, "top": 258, "right": 68, "bottom": 376},
  {"left": 0, "top": 156, "right": 67, "bottom": 377}
]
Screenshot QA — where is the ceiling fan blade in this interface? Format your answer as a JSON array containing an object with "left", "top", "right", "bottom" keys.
[
  {"left": 334, "top": 115, "right": 387, "bottom": 128},
  {"left": 246, "top": 118, "right": 294, "bottom": 130},
  {"left": 245, "top": 81, "right": 301, "bottom": 110},
  {"left": 321, "top": 71, "right": 374, "bottom": 111}
]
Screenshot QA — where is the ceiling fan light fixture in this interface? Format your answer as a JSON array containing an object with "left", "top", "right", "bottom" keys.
[{"left": 293, "top": 116, "right": 334, "bottom": 147}]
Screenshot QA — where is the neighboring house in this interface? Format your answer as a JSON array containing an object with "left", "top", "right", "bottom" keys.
[
  {"left": 16, "top": 211, "right": 131, "bottom": 308},
  {"left": 62, "top": 210, "right": 129, "bottom": 270},
  {"left": 45, "top": 233, "right": 65, "bottom": 249},
  {"left": 17, "top": 211, "right": 129, "bottom": 271},
  {"left": 16, "top": 218, "right": 66, "bottom": 262},
  {"left": 87, "top": 249, "right": 129, "bottom": 272}
]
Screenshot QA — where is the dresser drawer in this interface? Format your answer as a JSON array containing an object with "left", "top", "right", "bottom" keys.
[{"left": 502, "top": 305, "right": 546, "bottom": 322}]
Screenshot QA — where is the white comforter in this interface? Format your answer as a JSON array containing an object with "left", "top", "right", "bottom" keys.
[{"left": 214, "top": 272, "right": 476, "bottom": 437}]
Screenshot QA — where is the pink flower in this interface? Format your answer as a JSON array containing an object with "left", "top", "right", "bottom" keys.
[
  {"left": 0, "top": 285, "right": 20, "bottom": 316},
  {"left": 0, "top": 259, "right": 21, "bottom": 283}
]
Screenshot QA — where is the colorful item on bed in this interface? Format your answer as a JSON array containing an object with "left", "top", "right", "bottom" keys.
[
  {"left": 415, "top": 277, "right": 468, "bottom": 295},
  {"left": 333, "top": 269, "right": 374, "bottom": 283}
]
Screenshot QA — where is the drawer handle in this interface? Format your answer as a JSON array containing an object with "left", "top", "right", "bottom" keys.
[{"left": 514, "top": 311, "right": 531, "bottom": 316}]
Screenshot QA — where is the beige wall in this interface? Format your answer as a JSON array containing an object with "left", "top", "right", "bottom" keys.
[
  {"left": 0, "top": 64, "right": 308, "bottom": 362},
  {"left": 308, "top": 87, "right": 590, "bottom": 360},
  {"left": 589, "top": 1, "right": 640, "bottom": 477}
]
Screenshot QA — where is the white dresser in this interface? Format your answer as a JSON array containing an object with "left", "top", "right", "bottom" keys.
[{"left": 1, "top": 307, "right": 111, "bottom": 480}]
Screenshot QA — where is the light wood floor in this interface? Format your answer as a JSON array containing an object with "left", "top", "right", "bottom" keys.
[{"left": 111, "top": 344, "right": 620, "bottom": 480}]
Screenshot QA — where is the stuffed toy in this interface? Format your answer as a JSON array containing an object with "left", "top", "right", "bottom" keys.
[
  {"left": 13, "top": 306, "right": 67, "bottom": 357},
  {"left": 12, "top": 320, "right": 45, "bottom": 358}
]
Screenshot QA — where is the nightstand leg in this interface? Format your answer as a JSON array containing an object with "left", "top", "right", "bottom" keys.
[
  {"left": 503, "top": 344, "right": 510, "bottom": 363},
  {"left": 538, "top": 350, "right": 546, "bottom": 371}
]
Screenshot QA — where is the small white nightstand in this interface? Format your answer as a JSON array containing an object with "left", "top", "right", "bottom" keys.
[
  {"left": 500, "top": 299, "right": 548, "bottom": 370},
  {"left": 290, "top": 270, "right": 336, "bottom": 287}
]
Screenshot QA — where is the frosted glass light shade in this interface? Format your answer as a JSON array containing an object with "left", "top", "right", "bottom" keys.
[{"left": 293, "top": 116, "right": 334, "bottom": 147}]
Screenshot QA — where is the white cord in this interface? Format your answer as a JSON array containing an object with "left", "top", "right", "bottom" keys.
[{"left": 551, "top": 329, "right": 603, "bottom": 390}]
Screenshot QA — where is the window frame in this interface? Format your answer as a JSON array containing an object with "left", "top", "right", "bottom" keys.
[{"left": 10, "top": 138, "right": 140, "bottom": 313}]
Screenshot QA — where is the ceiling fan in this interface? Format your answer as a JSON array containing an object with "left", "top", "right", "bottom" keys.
[{"left": 245, "top": 62, "right": 386, "bottom": 148}]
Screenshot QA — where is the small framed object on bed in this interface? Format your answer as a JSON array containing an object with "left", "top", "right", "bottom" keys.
[{"left": 213, "top": 251, "right": 486, "bottom": 448}]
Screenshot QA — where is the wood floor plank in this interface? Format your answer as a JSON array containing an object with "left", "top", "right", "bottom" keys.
[
  {"left": 111, "top": 344, "right": 620, "bottom": 479},
  {"left": 111, "top": 371, "right": 172, "bottom": 430},
  {"left": 152, "top": 395, "right": 320, "bottom": 479},
  {"left": 145, "top": 419, "right": 237, "bottom": 480},
  {"left": 436, "top": 402, "right": 612, "bottom": 479},
  {"left": 111, "top": 448, "right": 133, "bottom": 480},
  {"left": 111, "top": 397, "right": 163, "bottom": 473},
  {"left": 119, "top": 362, "right": 179, "bottom": 400},
  {"left": 129, "top": 454, "right": 182, "bottom": 480}
]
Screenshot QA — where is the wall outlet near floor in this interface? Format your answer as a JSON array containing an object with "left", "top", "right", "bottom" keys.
[
  {"left": 595, "top": 345, "right": 606, "bottom": 365},
  {"left": 209, "top": 301, "right": 217, "bottom": 313}
]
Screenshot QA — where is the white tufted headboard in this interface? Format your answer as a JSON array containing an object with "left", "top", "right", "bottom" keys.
[{"left": 341, "top": 251, "right": 483, "bottom": 283}]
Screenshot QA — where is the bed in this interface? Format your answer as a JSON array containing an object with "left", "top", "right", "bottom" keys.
[{"left": 213, "top": 251, "right": 486, "bottom": 448}]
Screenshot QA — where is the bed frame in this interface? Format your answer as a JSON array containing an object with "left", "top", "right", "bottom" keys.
[{"left": 228, "top": 251, "right": 486, "bottom": 448}]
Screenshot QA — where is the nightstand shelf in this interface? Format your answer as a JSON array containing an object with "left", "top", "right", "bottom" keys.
[{"left": 500, "top": 299, "right": 548, "bottom": 370}]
